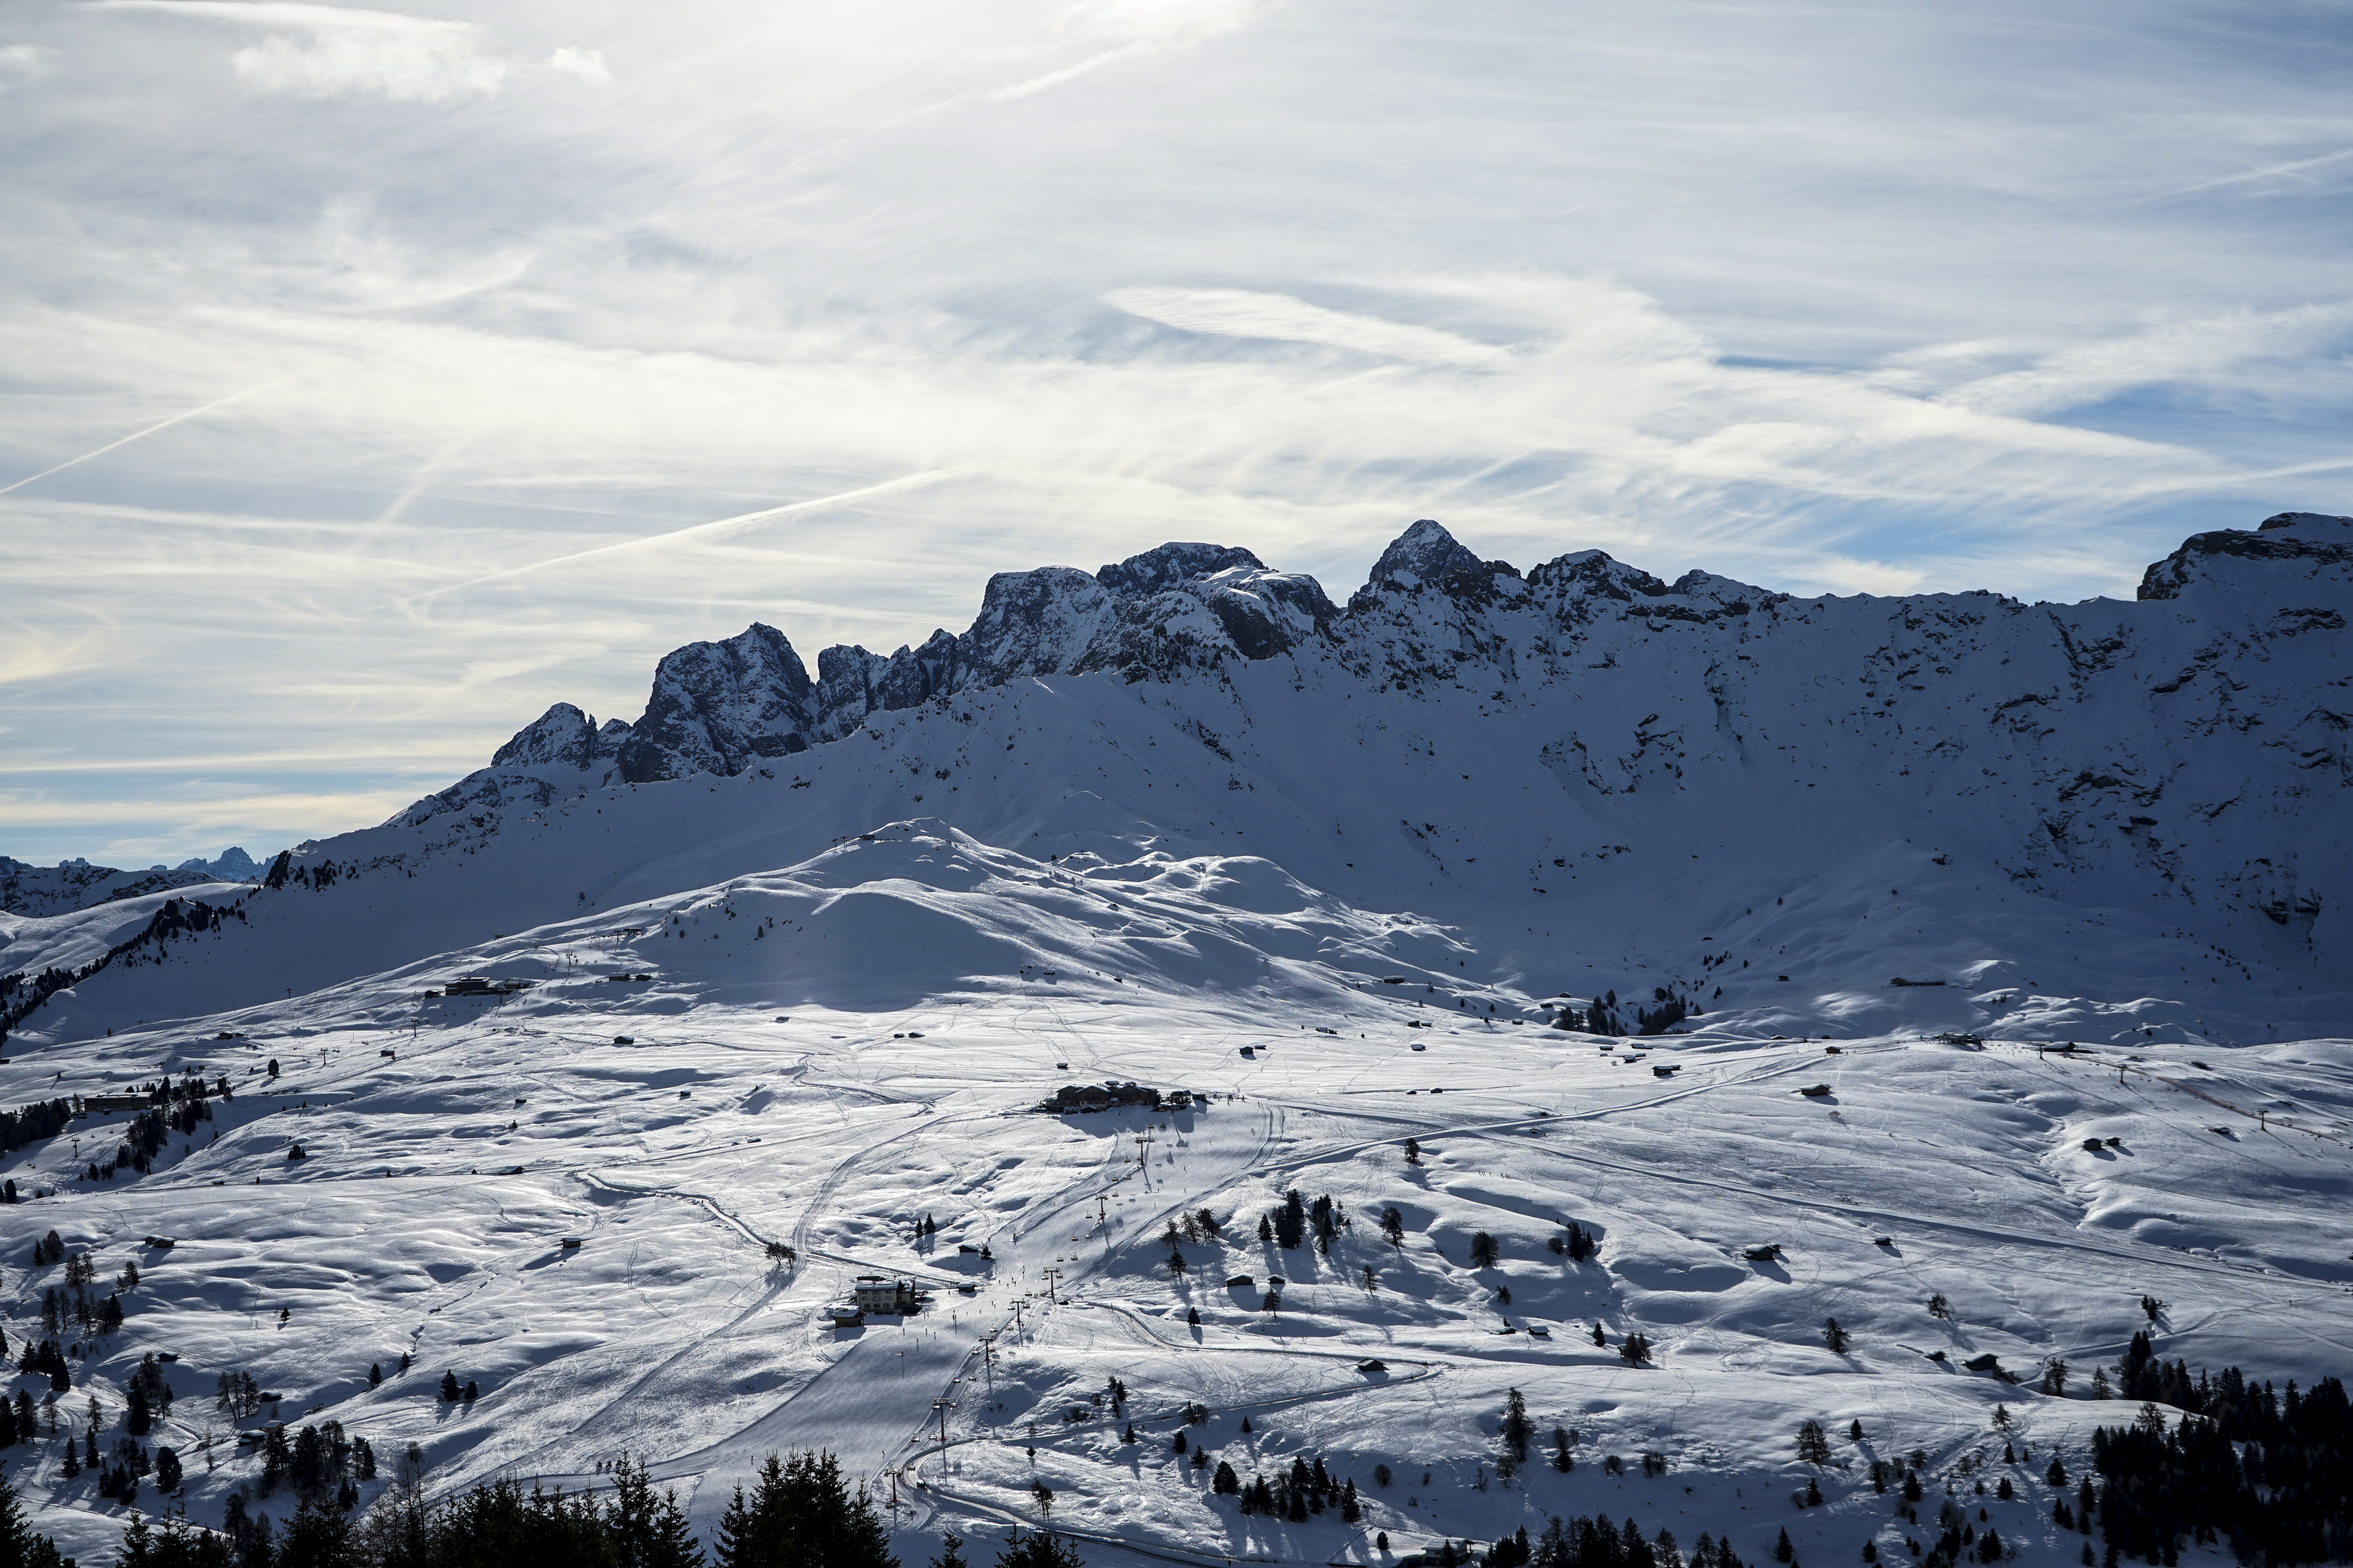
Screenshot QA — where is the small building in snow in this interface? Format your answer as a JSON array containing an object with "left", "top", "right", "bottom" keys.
[{"left": 852, "top": 1276, "right": 919, "bottom": 1315}]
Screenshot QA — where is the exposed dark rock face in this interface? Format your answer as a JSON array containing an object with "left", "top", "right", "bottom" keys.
[
  {"left": 536, "top": 540, "right": 1335, "bottom": 786},
  {"left": 493, "top": 703, "right": 632, "bottom": 771},
  {"left": 616, "top": 622, "right": 817, "bottom": 783},
  {"left": 1097, "top": 542, "right": 1265, "bottom": 598}
]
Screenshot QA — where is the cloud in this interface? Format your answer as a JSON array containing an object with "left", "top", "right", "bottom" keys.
[
  {"left": 91, "top": 2, "right": 608, "bottom": 100},
  {"left": 0, "top": 43, "right": 58, "bottom": 93},
  {"left": 1932, "top": 303, "right": 2353, "bottom": 419},
  {"left": 231, "top": 24, "right": 503, "bottom": 100},
  {"left": 1109, "top": 287, "right": 1515, "bottom": 366},
  {"left": 541, "top": 45, "right": 608, "bottom": 83},
  {"left": 1060, "top": 0, "right": 1270, "bottom": 43}
]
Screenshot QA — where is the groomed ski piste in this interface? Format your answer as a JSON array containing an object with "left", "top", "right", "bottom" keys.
[{"left": 0, "top": 515, "right": 2347, "bottom": 1563}]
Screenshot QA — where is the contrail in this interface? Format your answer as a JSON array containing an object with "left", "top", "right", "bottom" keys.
[
  {"left": 400, "top": 466, "right": 971, "bottom": 606},
  {"left": 0, "top": 372, "right": 305, "bottom": 498}
]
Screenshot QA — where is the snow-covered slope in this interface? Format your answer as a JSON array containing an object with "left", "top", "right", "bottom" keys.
[{"left": 0, "top": 513, "right": 2345, "bottom": 1563}]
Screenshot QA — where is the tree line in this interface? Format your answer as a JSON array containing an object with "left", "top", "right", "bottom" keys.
[
  {"left": 12, "top": 1448, "right": 1094, "bottom": 1568},
  {"left": 2089, "top": 1349, "right": 2350, "bottom": 1566}
]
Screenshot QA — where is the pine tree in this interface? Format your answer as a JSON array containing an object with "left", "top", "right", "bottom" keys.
[
  {"left": 1501, "top": 1389, "right": 1533, "bottom": 1462},
  {"left": 1404, "top": 1139, "right": 1421, "bottom": 1165},
  {"left": 717, "top": 1484, "right": 758, "bottom": 1568},
  {"left": 610, "top": 1455, "right": 705, "bottom": 1568},
  {"left": 368, "top": 1362, "right": 383, "bottom": 1389},
  {"left": 0, "top": 1458, "right": 69, "bottom": 1568},
  {"left": 440, "top": 1371, "right": 461, "bottom": 1403},
  {"left": 1797, "top": 1421, "right": 1832, "bottom": 1464},
  {"left": 1620, "top": 1333, "right": 1652, "bottom": 1366},
  {"left": 1381, "top": 1207, "right": 1405, "bottom": 1247},
  {"left": 1850, "top": 1420, "right": 1864, "bottom": 1442},
  {"left": 1469, "top": 1231, "right": 1500, "bottom": 1267},
  {"left": 1823, "top": 1318, "right": 1849, "bottom": 1354},
  {"left": 930, "top": 1534, "right": 968, "bottom": 1568},
  {"left": 278, "top": 1501, "right": 356, "bottom": 1565},
  {"left": 994, "top": 1530, "right": 1084, "bottom": 1568},
  {"left": 1776, "top": 1530, "right": 1794, "bottom": 1563},
  {"left": 714, "top": 1450, "right": 897, "bottom": 1568}
]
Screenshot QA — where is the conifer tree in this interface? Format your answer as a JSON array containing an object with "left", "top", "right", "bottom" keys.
[
  {"left": 1797, "top": 1421, "right": 1832, "bottom": 1464},
  {"left": 995, "top": 1530, "right": 1084, "bottom": 1568},
  {"left": 1823, "top": 1319, "right": 1849, "bottom": 1354},
  {"left": 930, "top": 1534, "right": 967, "bottom": 1568},
  {"left": 0, "top": 1457, "right": 68, "bottom": 1568},
  {"left": 1501, "top": 1389, "right": 1533, "bottom": 1462},
  {"left": 610, "top": 1454, "right": 705, "bottom": 1568}
]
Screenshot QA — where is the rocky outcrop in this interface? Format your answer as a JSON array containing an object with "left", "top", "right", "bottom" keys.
[
  {"left": 493, "top": 704, "right": 632, "bottom": 771},
  {"left": 2138, "top": 512, "right": 2353, "bottom": 601},
  {"left": 616, "top": 623, "right": 816, "bottom": 782},
  {"left": 474, "top": 540, "right": 1341, "bottom": 791}
]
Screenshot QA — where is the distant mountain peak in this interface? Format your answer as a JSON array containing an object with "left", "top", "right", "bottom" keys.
[{"left": 1097, "top": 542, "right": 1265, "bottom": 598}]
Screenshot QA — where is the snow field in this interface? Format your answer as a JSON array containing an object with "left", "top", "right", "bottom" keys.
[{"left": 3, "top": 870, "right": 2344, "bottom": 1565}]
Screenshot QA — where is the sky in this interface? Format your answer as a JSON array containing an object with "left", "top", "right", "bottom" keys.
[{"left": 2, "top": 0, "right": 2350, "bottom": 868}]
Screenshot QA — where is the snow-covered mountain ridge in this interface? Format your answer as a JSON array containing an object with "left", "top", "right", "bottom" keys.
[
  {"left": 349, "top": 512, "right": 2350, "bottom": 1020},
  {"left": 8, "top": 511, "right": 2349, "bottom": 1051},
  {"left": 0, "top": 850, "right": 259, "bottom": 919}
]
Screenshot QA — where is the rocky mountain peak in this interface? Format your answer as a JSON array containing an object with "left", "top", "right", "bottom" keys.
[
  {"left": 493, "top": 703, "right": 632, "bottom": 770},
  {"left": 1096, "top": 542, "right": 1266, "bottom": 599},
  {"left": 617, "top": 622, "right": 815, "bottom": 783},
  {"left": 1363, "top": 518, "right": 1484, "bottom": 589}
]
